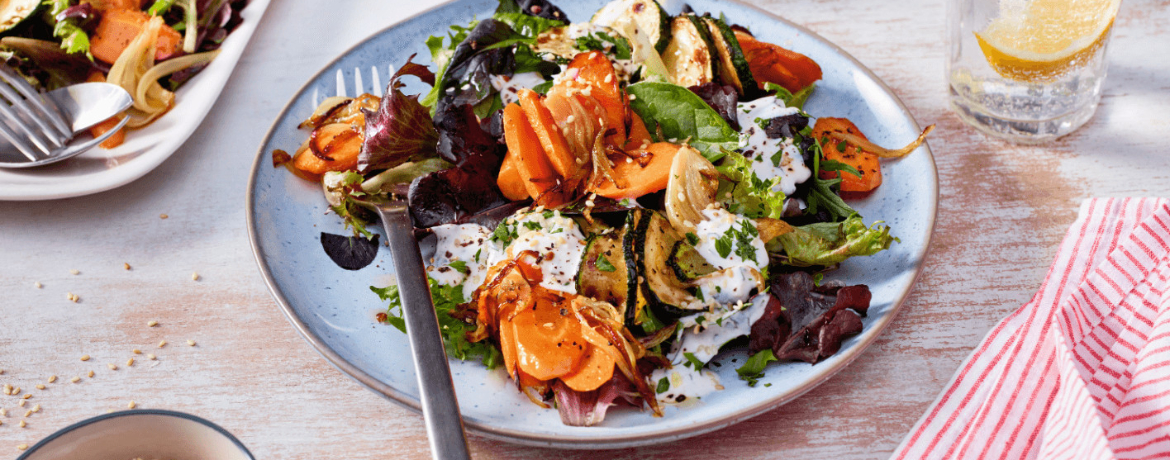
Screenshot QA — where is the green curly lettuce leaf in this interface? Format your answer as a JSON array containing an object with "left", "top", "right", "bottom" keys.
[{"left": 769, "top": 215, "right": 895, "bottom": 267}]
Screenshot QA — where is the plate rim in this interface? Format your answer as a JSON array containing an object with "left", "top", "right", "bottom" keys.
[
  {"left": 0, "top": 0, "right": 273, "bottom": 201},
  {"left": 246, "top": 0, "right": 939, "bottom": 449}
]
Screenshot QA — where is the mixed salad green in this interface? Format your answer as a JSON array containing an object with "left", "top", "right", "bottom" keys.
[{"left": 282, "top": 0, "right": 929, "bottom": 426}]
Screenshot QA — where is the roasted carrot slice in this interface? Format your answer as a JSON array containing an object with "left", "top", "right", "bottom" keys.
[
  {"left": 549, "top": 51, "right": 628, "bottom": 146},
  {"left": 813, "top": 117, "right": 881, "bottom": 192},
  {"left": 590, "top": 142, "right": 680, "bottom": 199},
  {"left": 503, "top": 103, "right": 561, "bottom": 204},
  {"left": 291, "top": 123, "right": 363, "bottom": 175},
  {"left": 498, "top": 306, "right": 520, "bottom": 379},
  {"left": 497, "top": 147, "right": 530, "bottom": 201},
  {"left": 91, "top": 8, "right": 183, "bottom": 64},
  {"left": 624, "top": 111, "right": 652, "bottom": 152},
  {"left": 90, "top": 116, "right": 126, "bottom": 149},
  {"left": 559, "top": 344, "right": 617, "bottom": 392},
  {"left": 735, "top": 30, "right": 822, "bottom": 93},
  {"left": 511, "top": 296, "right": 586, "bottom": 381},
  {"left": 517, "top": 90, "right": 578, "bottom": 182}
]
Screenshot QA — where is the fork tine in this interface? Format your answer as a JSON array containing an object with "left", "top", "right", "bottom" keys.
[
  {"left": 0, "top": 66, "right": 73, "bottom": 141},
  {"left": 0, "top": 115, "right": 44, "bottom": 161},
  {"left": 0, "top": 99, "right": 56, "bottom": 155}
]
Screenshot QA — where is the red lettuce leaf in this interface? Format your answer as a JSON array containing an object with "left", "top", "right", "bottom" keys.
[
  {"left": 749, "top": 271, "right": 871, "bottom": 363},
  {"left": 552, "top": 377, "right": 640, "bottom": 427},
  {"left": 407, "top": 103, "right": 507, "bottom": 228},
  {"left": 357, "top": 55, "right": 439, "bottom": 173},
  {"left": 689, "top": 82, "right": 740, "bottom": 131}
]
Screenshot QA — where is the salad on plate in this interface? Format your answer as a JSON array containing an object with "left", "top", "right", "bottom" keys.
[
  {"left": 0, "top": 0, "right": 248, "bottom": 149},
  {"left": 276, "top": 0, "right": 931, "bottom": 427}
]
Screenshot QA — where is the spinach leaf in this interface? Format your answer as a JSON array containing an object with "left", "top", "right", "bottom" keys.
[{"left": 626, "top": 82, "right": 741, "bottom": 161}]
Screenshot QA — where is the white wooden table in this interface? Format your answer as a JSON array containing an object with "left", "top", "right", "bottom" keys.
[{"left": 2, "top": 0, "right": 1168, "bottom": 458}]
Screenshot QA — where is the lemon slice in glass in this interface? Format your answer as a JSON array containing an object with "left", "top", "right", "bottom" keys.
[{"left": 975, "top": 0, "right": 1121, "bottom": 82}]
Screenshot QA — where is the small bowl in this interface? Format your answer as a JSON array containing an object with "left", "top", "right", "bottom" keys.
[{"left": 18, "top": 409, "right": 254, "bottom": 460}]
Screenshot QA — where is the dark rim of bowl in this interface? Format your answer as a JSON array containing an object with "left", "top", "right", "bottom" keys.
[
  {"left": 16, "top": 409, "right": 255, "bottom": 460},
  {"left": 245, "top": 0, "right": 939, "bottom": 449}
]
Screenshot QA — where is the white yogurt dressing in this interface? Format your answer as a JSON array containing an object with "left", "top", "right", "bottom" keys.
[
  {"left": 490, "top": 72, "right": 547, "bottom": 107},
  {"left": 423, "top": 210, "right": 587, "bottom": 297},
  {"left": 689, "top": 266, "right": 764, "bottom": 308},
  {"left": 693, "top": 208, "right": 768, "bottom": 271},
  {"left": 426, "top": 223, "right": 493, "bottom": 300},
  {"left": 484, "top": 210, "right": 587, "bottom": 295},
  {"left": 736, "top": 96, "right": 812, "bottom": 195},
  {"left": 650, "top": 364, "right": 722, "bottom": 406},
  {"left": 673, "top": 293, "right": 772, "bottom": 365}
]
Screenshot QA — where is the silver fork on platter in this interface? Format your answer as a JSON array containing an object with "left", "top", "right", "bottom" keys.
[
  {"left": 0, "top": 64, "right": 132, "bottom": 168},
  {"left": 336, "top": 64, "right": 473, "bottom": 460}
]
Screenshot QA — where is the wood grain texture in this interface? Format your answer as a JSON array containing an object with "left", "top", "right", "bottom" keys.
[{"left": 2, "top": 0, "right": 1169, "bottom": 458}]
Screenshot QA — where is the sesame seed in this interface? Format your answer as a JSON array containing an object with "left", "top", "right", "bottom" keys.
[
  {"left": 0, "top": 420, "right": 3, "bottom": 426},
  {"left": 81, "top": 354, "right": 90, "bottom": 361},
  {"left": 17, "top": 444, "right": 27, "bottom": 450},
  {"left": 0, "top": 408, "right": 6, "bottom": 415},
  {"left": 628, "top": 94, "right": 636, "bottom": 101},
  {"left": 48, "top": 375, "right": 56, "bottom": 383},
  {"left": 187, "top": 340, "right": 196, "bottom": 347},
  {"left": 127, "top": 401, "right": 136, "bottom": 409},
  {"left": 0, "top": 368, "right": 4, "bottom": 374},
  {"left": 147, "top": 320, "right": 158, "bottom": 327},
  {"left": 33, "top": 281, "right": 41, "bottom": 288},
  {"left": 107, "top": 363, "right": 117, "bottom": 371},
  {"left": 133, "top": 349, "right": 142, "bottom": 354},
  {"left": 18, "top": 420, "right": 26, "bottom": 428},
  {"left": 158, "top": 340, "right": 166, "bottom": 348},
  {"left": 35, "top": 384, "right": 44, "bottom": 390},
  {"left": 17, "top": 400, "right": 25, "bottom": 407},
  {"left": 124, "top": 262, "right": 131, "bottom": 270},
  {"left": 70, "top": 376, "right": 80, "bottom": 383},
  {"left": 191, "top": 272, "right": 200, "bottom": 281},
  {"left": 126, "top": 358, "right": 134, "bottom": 367},
  {"left": 11, "top": 386, "right": 19, "bottom": 395},
  {"left": 147, "top": 354, "right": 156, "bottom": 360},
  {"left": 22, "top": 394, "right": 30, "bottom": 400},
  {"left": 23, "top": 410, "right": 31, "bottom": 417},
  {"left": 2, "top": 384, "right": 10, "bottom": 394},
  {"left": 31, "top": 404, "right": 39, "bottom": 413},
  {"left": 160, "top": 213, "right": 168, "bottom": 219},
  {"left": 70, "top": 269, "right": 79, "bottom": 275},
  {"left": 87, "top": 370, "right": 94, "bottom": 378}
]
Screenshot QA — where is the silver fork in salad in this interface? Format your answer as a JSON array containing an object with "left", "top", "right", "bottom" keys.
[{"left": 336, "top": 65, "right": 473, "bottom": 460}]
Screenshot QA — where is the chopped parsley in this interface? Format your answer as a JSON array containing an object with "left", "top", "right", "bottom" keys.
[
  {"left": 715, "top": 233, "right": 734, "bottom": 259},
  {"left": 574, "top": 32, "right": 632, "bottom": 60},
  {"left": 656, "top": 377, "right": 670, "bottom": 394},
  {"left": 683, "top": 352, "right": 705, "bottom": 371},
  {"left": 448, "top": 260, "right": 470, "bottom": 274},
  {"left": 686, "top": 232, "right": 700, "bottom": 246},
  {"left": 595, "top": 254, "right": 616, "bottom": 272},
  {"left": 523, "top": 221, "right": 543, "bottom": 231},
  {"left": 490, "top": 220, "right": 519, "bottom": 246}
]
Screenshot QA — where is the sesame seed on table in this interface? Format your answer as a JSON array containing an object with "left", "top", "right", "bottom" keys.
[{"left": 0, "top": 0, "right": 1167, "bottom": 458}]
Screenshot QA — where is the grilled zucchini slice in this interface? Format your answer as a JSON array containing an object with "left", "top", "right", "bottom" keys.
[
  {"left": 591, "top": 0, "right": 671, "bottom": 54},
  {"left": 635, "top": 211, "right": 698, "bottom": 316},
  {"left": 702, "top": 16, "right": 760, "bottom": 97},
  {"left": 669, "top": 240, "right": 716, "bottom": 282},
  {"left": 0, "top": 0, "right": 40, "bottom": 33},
  {"left": 661, "top": 16, "right": 714, "bottom": 88},
  {"left": 578, "top": 230, "right": 632, "bottom": 317}
]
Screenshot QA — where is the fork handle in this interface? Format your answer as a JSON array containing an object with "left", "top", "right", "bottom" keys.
[{"left": 376, "top": 204, "right": 472, "bottom": 460}]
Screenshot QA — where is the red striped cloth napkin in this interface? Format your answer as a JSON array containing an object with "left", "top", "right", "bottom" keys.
[{"left": 893, "top": 197, "right": 1170, "bottom": 460}]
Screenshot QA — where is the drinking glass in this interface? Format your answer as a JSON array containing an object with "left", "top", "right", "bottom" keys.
[{"left": 947, "top": 0, "right": 1121, "bottom": 143}]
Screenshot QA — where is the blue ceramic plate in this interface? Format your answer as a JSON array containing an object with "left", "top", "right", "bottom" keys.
[{"left": 247, "top": 0, "right": 937, "bottom": 449}]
